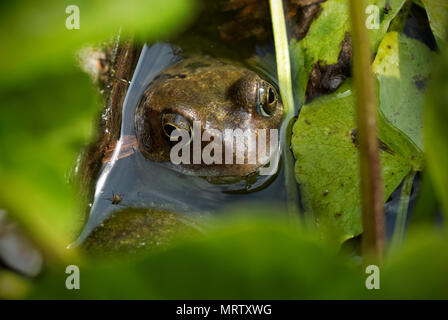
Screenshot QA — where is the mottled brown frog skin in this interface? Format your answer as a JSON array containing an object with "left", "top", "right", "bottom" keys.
[{"left": 135, "top": 55, "right": 283, "bottom": 177}]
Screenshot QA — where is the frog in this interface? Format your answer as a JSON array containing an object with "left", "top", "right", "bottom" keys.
[{"left": 133, "top": 55, "right": 283, "bottom": 178}]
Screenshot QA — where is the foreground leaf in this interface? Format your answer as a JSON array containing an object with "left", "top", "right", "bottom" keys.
[
  {"left": 424, "top": 39, "right": 448, "bottom": 220},
  {"left": 0, "top": 0, "right": 196, "bottom": 84},
  {"left": 30, "top": 216, "right": 363, "bottom": 299},
  {"left": 0, "top": 68, "right": 98, "bottom": 258},
  {"left": 28, "top": 216, "right": 448, "bottom": 299}
]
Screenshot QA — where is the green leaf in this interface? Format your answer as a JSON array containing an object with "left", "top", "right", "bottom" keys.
[
  {"left": 420, "top": 0, "right": 448, "bottom": 46},
  {"left": 0, "top": 68, "right": 98, "bottom": 258},
  {"left": 0, "top": 0, "right": 197, "bottom": 259},
  {"left": 424, "top": 39, "right": 448, "bottom": 221},
  {"left": 291, "top": 32, "right": 429, "bottom": 243},
  {"left": 373, "top": 32, "right": 434, "bottom": 151},
  {"left": 0, "top": 0, "right": 196, "bottom": 84},
  {"left": 290, "top": 0, "right": 406, "bottom": 103},
  {"left": 291, "top": 81, "right": 423, "bottom": 243},
  {"left": 379, "top": 230, "right": 448, "bottom": 299},
  {"left": 27, "top": 215, "right": 448, "bottom": 299},
  {"left": 373, "top": 32, "right": 434, "bottom": 150},
  {"left": 30, "top": 216, "right": 364, "bottom": 299}
]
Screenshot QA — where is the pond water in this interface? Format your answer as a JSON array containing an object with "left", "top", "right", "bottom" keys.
[{"left": 75, "top": 25, "right": 295, "bottom": 245}]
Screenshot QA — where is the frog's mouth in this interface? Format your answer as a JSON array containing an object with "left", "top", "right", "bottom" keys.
[
  {"left": 157, "top": 127, "right": 282, "bottom": 193},
  {"left": 102, "top": 131, "right": 281, "bottom": 193}
]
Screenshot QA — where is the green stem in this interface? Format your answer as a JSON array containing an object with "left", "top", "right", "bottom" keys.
[
  {"left": 350, "top": 0, "right": 385, "bottom": 264},
  {"left": 269, "top": 0, "right": 295, "bottom": 117},
  {"left": 269, "top": 0, "right": 301, "bottom": 222}
]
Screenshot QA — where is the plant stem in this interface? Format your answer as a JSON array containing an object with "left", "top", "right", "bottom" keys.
[
  {"left": 269, "top": 0, "right": 295, "bottom": 117},
  {"left": 269, "top": 0, "right": 301, "bottom": 222},
  {"left": 391, "top": 170, "right": 416, "bottom": 249},
  {"left": 349, "top": 0, "right": 385, "bottom": 264}
]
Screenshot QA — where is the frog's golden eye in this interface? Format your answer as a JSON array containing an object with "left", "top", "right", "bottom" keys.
[
  {"left": 161, "top": 112, "right": 192, "bottom": 140},
  {"left": 258, "top": 81, "right": 278, "bottom": 118}
]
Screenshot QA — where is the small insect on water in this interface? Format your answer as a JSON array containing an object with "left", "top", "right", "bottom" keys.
[{"left": 105, "top": 192, "right": 123, "bottom": 205}]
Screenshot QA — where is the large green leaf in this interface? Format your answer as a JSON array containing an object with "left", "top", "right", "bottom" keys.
[
  {"left": 291, "top": 32, "right": 430, "bottom": 243},
  {"left": 0, "top": 0, "right": 196, "bottom": 85},
  {"left": 290, "top": 0, "right": 407, "bottom": 103},
  {"left": 24, "top": 216, "right": 448, "bottom": 299},
  {"left": 373, "top": 32, "right": 433, "bottom": 151},
  {"left": 421, "top": 0, "right": 448, "bottom": 46},
  {"left": 0, "top": 0, "right": 197, "bottom": 259},
  {"left": 291, "top": 81, "right": 423, "bottom": 243},
  {"left": 0, "top": 68, "right": 98, "bottom": 258},
  {"left": 29, "top": 216, "right": 364, "bottom": 299},
  {"left": 379, "top": 230, "right": 448, "bottom": 299}
]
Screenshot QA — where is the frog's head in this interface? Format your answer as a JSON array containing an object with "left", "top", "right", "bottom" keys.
[{"left": 135, "top": 56, "right": 283, "bottom": 177}]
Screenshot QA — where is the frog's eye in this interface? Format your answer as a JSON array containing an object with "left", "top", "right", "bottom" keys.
[
  {"left": 161, "top": 112, "right": 192, "bottom": 141},
  {"left": 258, "top": 81, "right": 278, "bottom": 118}
]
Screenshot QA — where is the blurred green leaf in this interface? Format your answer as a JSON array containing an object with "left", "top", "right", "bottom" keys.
[
  {"left": 290, "top": 0, "right": 406, "bottom": 103},
  {"left": 0, "top": 0, "right": 197, "bottom": 259},
  {"left": 424, "top": 38, "right": 448, "bottom": 221},
  {"left": 420, "top": 0, "right": 448, "bottom": 46},
  {"left": 30, "top": 216, "right": 364, "bottom": 299},
  {"left": 0, "top": 67, "right": 98, "bottom": 258},
  {"left": 0, "top": 0, "right": 197, "bottom": 84},
  {"left": 27, "top": 215, "right": 448, "bottom": 299},
  {"left": 379, "top": 230, "right": 448, "bottom": 299},
  {"left": 0, "top": 271, "right": 31, "bottom": 299},
  {"left": 291, "top": 81, "right": 423, "bottom": 243}
]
